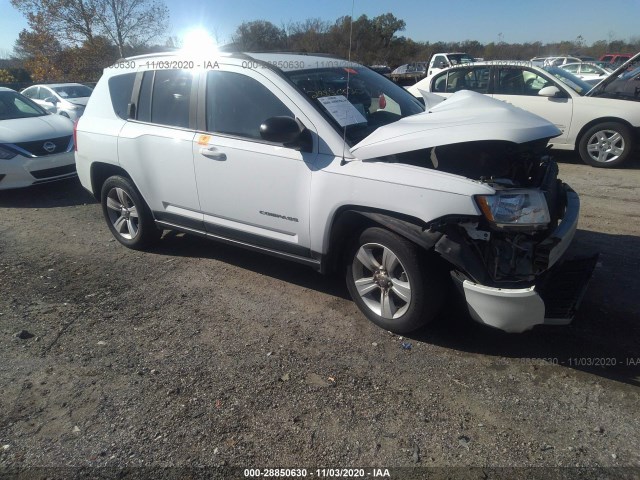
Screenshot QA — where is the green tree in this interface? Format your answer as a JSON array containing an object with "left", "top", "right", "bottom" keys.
[
  {"left": 232, "top": 20, "right": 286, "bottom": 51},
  {"left": 372, "top": 13, "right": 405, "bottom": 48}
]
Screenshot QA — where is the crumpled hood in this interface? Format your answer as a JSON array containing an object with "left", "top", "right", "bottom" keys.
[
  {"left": 350, "top": 90, "right": 561, "bottom": 160},
  {"left": 0, "top": 114, "right": 73, "bottom": 143}
]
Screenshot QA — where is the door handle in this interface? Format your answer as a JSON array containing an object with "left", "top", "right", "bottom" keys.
[{"left": 199, "top": 146, "right": 227, "bottom": 161}]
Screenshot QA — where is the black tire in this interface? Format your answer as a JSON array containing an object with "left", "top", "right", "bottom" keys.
[
  {"left": 100, "top": 175, "right": 161, "bottom": 250},
  {"left": 578, "top": 121, "right": 634, "bottom": 168},
  {"left": 345, "top": 227, "right": 443, "bottom": 334}
]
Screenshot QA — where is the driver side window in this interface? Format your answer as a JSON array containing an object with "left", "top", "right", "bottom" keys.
[
  {"left": 496, "top": 68, "right": 551, "bottom": 96},
  {"left": 206, "top": 71, "right": 293, "bottom": 140}
]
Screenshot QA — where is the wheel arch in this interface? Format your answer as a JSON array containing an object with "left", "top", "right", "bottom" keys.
[
  {"left": 323, "top": 206, "right": 444, "bottom": 274},
  {"left": 575, "top": 116, "right": 636, "bottom": 149},
  {"left": 90, "top": 162, "right": 132, "bottom": 200}
]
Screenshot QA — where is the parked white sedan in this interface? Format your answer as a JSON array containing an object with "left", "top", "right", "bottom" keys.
[
  {"left": 560, "top": 62, "right": 610, "bottom": 85},
  {"left": 407, "top": 57, "right": 640, "bottom": 167},
  {"left": 21, "top": 83, "right": 92, "bottom": 121},
  {"left": 0, "top": 87, "right": 76, "bottom": 190}
]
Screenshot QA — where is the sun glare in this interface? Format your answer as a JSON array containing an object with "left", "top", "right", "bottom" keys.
[{"left": 181, "top": 28, "right": 217, "bottom": 55}]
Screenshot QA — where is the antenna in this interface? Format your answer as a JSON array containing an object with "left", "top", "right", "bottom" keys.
[{"left": 340, "top": 0, "right": 356, "bottom": 165}]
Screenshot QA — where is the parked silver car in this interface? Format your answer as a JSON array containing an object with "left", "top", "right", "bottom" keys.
[{"left": 21, "top": 83, "right": 93, "bottom": 121}]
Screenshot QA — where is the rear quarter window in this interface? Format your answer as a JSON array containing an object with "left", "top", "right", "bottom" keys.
[{"left": 108, "top": 73, "right": 136, "bottom": 120}]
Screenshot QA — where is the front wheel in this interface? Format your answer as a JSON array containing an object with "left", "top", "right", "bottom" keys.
[
  {"left": 578, "top": 122, "right": 634, "bottom": 168},
  {"left": 345, "top": 227, "right": 443, "bottom": 334},
  {"left": 100, "top": 175, "right": 161, "bottom": 250}
]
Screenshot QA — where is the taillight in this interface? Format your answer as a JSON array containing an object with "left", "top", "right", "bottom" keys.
[{"left": 73, "top": 120, "right": 78, "bottom": 152}]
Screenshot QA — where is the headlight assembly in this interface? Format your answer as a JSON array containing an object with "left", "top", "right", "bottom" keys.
[
  {"left": 0, "top": 146, "right": 17, "bottom": 160},
  {"left": 475, "top": 190, "right": 550, "bottom": 228}
]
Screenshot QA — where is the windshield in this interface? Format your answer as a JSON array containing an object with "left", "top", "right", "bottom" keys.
[
  {"left": 543, "top": 66, "right": 594, "bottom": 95},
  {"left": 449, "top": 54, "right": 475, "bottom": 65},
  {"left": 0, "top": 91, "right": 48, "bottom": 119},
  {"left": 285, "top": 66, "right": 425, "bottom": 145},
  {"left": 52, "top": 84, "right": 93, "bottom": 99}
]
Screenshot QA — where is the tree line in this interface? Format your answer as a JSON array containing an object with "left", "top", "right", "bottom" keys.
[{"left": 2, "top": 7, "right": 639, "bottom": 85}]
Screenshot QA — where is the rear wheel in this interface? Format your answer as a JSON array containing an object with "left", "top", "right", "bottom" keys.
[
  {"left": 100, "top": 175, "right": 161, "bottom": 250},
  {"left": 345, "top": 227, "right": 443, "bottom": 333},
  {"left": 578, "top": 122, "right": 633, "bottom": 168}
]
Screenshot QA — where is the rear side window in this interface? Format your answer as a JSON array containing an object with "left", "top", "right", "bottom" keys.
[
  {"left": 108, "top": 73, "right": 136, "bottom": 120},
  {"left": 148, "top": 70, "right": 193, "bottom": 129},
  {"left": 22, "top": 87, "right": 37, "bottom": 98},
  {"left": 205, "top": 71, "right": 292, "bottom": 140},
  {"left": 432, "top": 67, "right": 490, "bottom": 94}
]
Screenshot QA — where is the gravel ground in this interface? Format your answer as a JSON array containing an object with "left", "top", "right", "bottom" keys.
[{"left": 0, "top": 153, "right": 639, "bottom": 480}]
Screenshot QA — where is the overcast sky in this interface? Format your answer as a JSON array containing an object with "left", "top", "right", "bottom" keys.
[{"left": 1, "top": 0, "right": 638, "bottom": 57}]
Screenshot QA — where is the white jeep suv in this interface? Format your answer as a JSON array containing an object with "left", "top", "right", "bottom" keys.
[{"left": 75, "top": 51, "right": 596, "bottom": 334}]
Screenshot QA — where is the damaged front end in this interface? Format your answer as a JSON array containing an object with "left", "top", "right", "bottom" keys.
[
  {"left": 422, "top": 141, "right": 597, "bottom": 332},
  {"left": 350, "top": 90, "right": 597, "bottom": 332}
]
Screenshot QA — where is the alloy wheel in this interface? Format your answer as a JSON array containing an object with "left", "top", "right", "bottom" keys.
[
  {"left": 351, "top": 242, "right": 412, "bottom": 320},
  {"left": 586, "top": 129, "right": 625, "bottom": 164},
  {"left": 105, "top": 187, "right": 139, "bottom": 240}
]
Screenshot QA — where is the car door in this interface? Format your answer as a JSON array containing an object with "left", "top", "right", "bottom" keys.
[
  {"left": 37, "top": 86, "right": 60, "bottom": 114},
  {"left": 192, "top": 66, "right": 316, "bottom": 258},
  {"left": 117, "top": 69, "right": 201, "bottom": 225},
  {"left": 491, "top": 66, "right": 573, "bottom": 146}
]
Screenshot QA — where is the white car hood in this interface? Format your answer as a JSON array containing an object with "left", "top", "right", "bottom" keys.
[
  {"left": 0, "top": 114, "right": 73, "bottom": 143},
  {"left": 350, "top": 90, "right": 561, "bottom": 160}
]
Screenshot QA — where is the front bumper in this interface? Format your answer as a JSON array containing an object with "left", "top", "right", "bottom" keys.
[
  {"left": 452, "top": 184, "right": 597, "bottom": 333},
  {"left": 0, "top": 151, "right": 76, "bottom": 190},
  {"left": 453, "top": 255, "right": 598, "bottom": 333}
]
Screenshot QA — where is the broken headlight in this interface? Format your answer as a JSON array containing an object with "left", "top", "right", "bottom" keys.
[{"left": 475, "top": 190, "right": 550, "bottom": 228}]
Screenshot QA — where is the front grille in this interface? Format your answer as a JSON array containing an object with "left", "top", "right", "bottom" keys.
[
  {"left": 14, "top": 135, "right": 72, "bottom": 157},
  {"left": 538, "top": 254, "right": 599, "bottom": 319},
  {"left": 30, "top": 164, "right": 76, "bottom": 180}
]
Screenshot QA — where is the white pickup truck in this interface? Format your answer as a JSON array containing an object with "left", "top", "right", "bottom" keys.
[{"left": 427, "top": 52, "right": 476, "bottom": 78}]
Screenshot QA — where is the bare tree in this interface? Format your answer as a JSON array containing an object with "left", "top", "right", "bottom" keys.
[{"left": 94, "top": 0, "right": 169, "bottom": 57}]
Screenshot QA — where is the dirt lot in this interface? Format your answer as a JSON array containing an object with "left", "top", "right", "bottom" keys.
[{"left": 0, "top": 153, "right": 639, "bottom": 479}]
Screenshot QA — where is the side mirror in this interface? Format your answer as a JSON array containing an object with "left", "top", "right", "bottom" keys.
[
  {"left": 260, "top": 116, "right": 311, "bottom": 151},
  {"left": 44, "top": 96, "right": 58, "bottom": 105},
  {"left": 538, "top": 86, "right": 563, "bottom": 98}
]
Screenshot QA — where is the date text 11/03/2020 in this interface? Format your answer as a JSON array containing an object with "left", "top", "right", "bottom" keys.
[
  {"left": 492, "top": 357, "right": 640, "bottom": 367},
  {"left": 243, "top": 468, "right": 391, "bottom": 478},
  {"left": 107, "top": 59, "right": 358, "bottom": 71}
]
